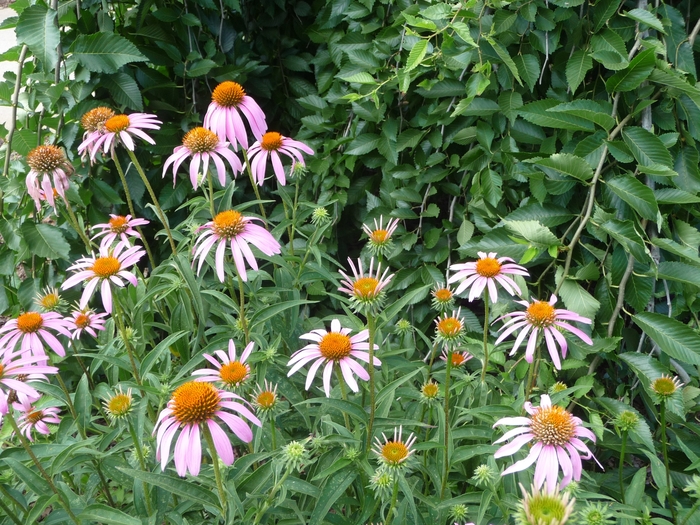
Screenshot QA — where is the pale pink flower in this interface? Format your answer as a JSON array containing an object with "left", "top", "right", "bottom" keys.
[
  {"left": 162, "top": 127, "right": 243, "bottom": 190},
  {"left": 362, "top": 216, "right": 400, "bottom": 256},
  {"left": 0, "top": 311, "right": 72, "bottom": 358},
  {"left": 493, "top": 394, "right": 601, "bottom": 492},
  {"left": 192, "top": 210, "right": 281, "bottom": 282},
  {"left": 83, "top": 113, "right": 161, "bottom": 161},
  {"left": 77, "top": 107, "right": 115, "bottom": 160},
  {"left": 193, "top": 340, "right": 254, "bottom": 388},
  {"left": 25, "top": 145, "right": 71, "bottom": 211},
  {"left": 14, "top": 398, "right": 60, "bottom": 441},
  {"left": 0, "top": 352, "right": 58, "bottom": 401},
  {"left": 61, "top": 243, "right": 145, "bottom": 314},
  {"left": 91, "top": 214, "right": 149, "bottom": 250},
  {"left": 204, "top": 81, "right": 267, "bottom": 150},
  {"left": 494, "top": 295, "right": 593, "bottom": 370},
  {"left": 246, "top": 132, "right": 313, "bottom": 186},
  {"left": 0, "top": 389, "right": 7, "bottom": 416},
  {"left": 448, "top": 251, "right": 529, "bottom": 303},
  {"left": 440, "top": 349, "right": 473, "bottom": 368},
  {"left": 287, "top": 319, "right": 380, "bottom": 397},
  {"left": 67, "top": 309, "right": 108, "bottom": 339},
  {"left": 154, "top": 381, "right": 261, "bottom": 477},
  {"left": 338, "top": 257, "right": 394, "bottom": 310}
]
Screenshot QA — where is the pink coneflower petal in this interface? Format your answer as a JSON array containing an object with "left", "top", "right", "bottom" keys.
[
  {"left": 246, "top": 132, "right": 313, "bottom": 186},
  {"left": 449, "top": 252, "right": 529, "bottom": 303}
]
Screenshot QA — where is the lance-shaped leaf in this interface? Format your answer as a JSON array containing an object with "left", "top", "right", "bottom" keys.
[
  {"left": 633, "top": 312, "right": 700, "bottom": 365},
  {"left": 70, "top": 32, "right": 148, "bottom": 74},
  {"left": 622, "top": 126, "right": 674, "bottom": 167},
  {"left": 606, "top": 48, "right": 656, "bottom": 93},
  {"left": 606, "top": 175, "right": 660, "bottom": 223}
]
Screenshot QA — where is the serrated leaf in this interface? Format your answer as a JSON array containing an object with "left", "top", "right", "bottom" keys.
[
  {"left": 480, "top": 169, "right": 502, "bottom": 207},
  {"left": 657, "top": 261, "right": 700, "bottom": 287},
  {"left": 633, "top": 312, "right": 700, "bottom": 365},
  {"left": 532, "top": 153, "right": 594, "bottom": 181},
  {"left": 338, "top": 72, "right": 376, "bottom": 84},
  {"left": 101, "top": 72, "right": 143, "bottom": 111},
  {"left": 599, "top": 219, "right": 651, "bottom": 263},
  {"left": 15, "top": 5, "right": 59, "bottom": 70},
  {"left": 457, "top": 220, "right": 474, "bottom": 245},
  {"left": 118, "top": 467, "right": 219, "bottom": 507},
  {"left": 514, "top": 54, "right": 540, "bottom": 91},
  {"left": 596, "top": 397, "right": 655, "bottom": 452},
  {"left": 11, "top": 129, "right": 38, "bottom": 156},
  {"left": 498, "top": 91, "right": 523, "bottom": 123},
  {"left": 405, "top": 39, "right": 428, "bottom": 73},
  {"left": 187, "top": 58, "right": 216, "bottom": 77},
  {"left": 80, "top": 505, "right": 141, "bottom": 525},
  {"left": 485, "top": 36, "right": 522, "bottom": 86},
  {"left": 593, "top": 0, "right": 621, "bottom": 32},
  {"left": 558, "top": 279, "right": 600, "bottom": 321},
  {"left": 519, "top": 100, "right": 595, "bottom": 131},
  {"left": 654, "top": 188, "right": 700, "bottom": 204},
  {"left": 70, "top": 32, "right": 147, "bottom": 74},
  {"left": 548, "top": 100, "right": 615, "bottom": 131},
  {"left": 504, "top": 220, "right": 559, "bottom": 248},
  {"left": 622, "top": 126, "right": 674, "bottom": 167},
  {"left": 450, "top": 21, "right": 478, "bottom": 47},
  {"left": 20, "top": 222, "right": 70, "bottom": 260},
  {"left": 591, "top": 50, "right": 629, "bottom": 70},
  {"left": 565, "top": 50, "right": 592, "bottom": 93},
  {"left": 652, "top": 237, "right": 700, "bottom": 265},
  {"left": 606, "top": 175, "right": 659, "bottom": 223},
  {"left": 345, "top": 133, "right": 379, "bottom": 155},
  {"left": 606, "top": 48, "right": 656, "bottom": 93},
  {"left": 624, "top": 8, "right": 665, "bottom": 33}
]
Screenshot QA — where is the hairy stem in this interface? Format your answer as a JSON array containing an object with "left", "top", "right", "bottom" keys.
[
  {"left": 365, "top": 313, "right": 377, "bottom": 450},
  {"left": 440, "top": 347, "right": 453, "bottom": 499},
  {"left": 481, "top": 299, "right": 490, "bottom": 383},
  {"left": 202, "top": 425, "right": 228, "bottom": 516}
]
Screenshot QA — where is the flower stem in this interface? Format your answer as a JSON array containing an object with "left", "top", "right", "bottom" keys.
[
  {"left": 111, "top": 146, "right": 156, "bottom": 268},
  {"left": 127, "top": 418, "right": 153, "bottom": 515},
  {"left": 660, "top": 401, "right": 678, "bottom": 523},
  {"left": 206, "top": 170, "right": 216, "bottom": 217},
  {"left": 202, "top": 424, "right": 227, "bottom": 515},
  {"left": 385, "top": 476, "right": 400, "bottom": 525},
  {"left": 365, "top": 313, "right": 377, "bottom": 450},
  {"left": 440, "top": 347, "right": 452, "bottom": 499},
  {"left": 481, "top": 299, "right": 490, "bottom": 383},
  {"left": 619, "top": 430, "right": 628, "bottom": 503},
  {"left": 125, "top": 148, "right": 177, "bottom": 254},
  {"left": 60, "top": 196, "right": 93, "bottom": 251},
  {"left": 4, "top": 411, "right": 81, "bottom": 525},
  {"left": 242, "top": 148, "right": 267, "bottom": 219},
  {"left": 253, "top": 468, "right": 292, "bottom": 525},
  {"left": 236, "top": 273, "right": 250, "bottom": 344},
  {"left": 111, "top": 297, "right": 142, "bottom": 386},
  {"left": 270, "top": 417, "right": 277, "bottom": 450},
  {"left": 289, "top": 179, "right": 300, "bottom": 256},
  {"left": 335, "top": 364, "right": 352, "bottom": 430},
  {"left": 0, "top": 496, "right": 23, "bottom": 525}
]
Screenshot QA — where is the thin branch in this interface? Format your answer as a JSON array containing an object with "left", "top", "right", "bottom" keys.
[{"left": 2, "top": 45, "right": 28, "bottom": 180}]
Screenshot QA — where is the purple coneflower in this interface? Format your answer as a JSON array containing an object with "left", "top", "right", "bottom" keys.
[
  {"left": 25, "top": 145, "right": 72, "bottom": 211},
  {"left": 91, "top": 214, "right": 149, "bottom": 250},
  {"left": 204, "top": 81, "right": 267, "bottom": 150},
  {"left": 84, "top": 113, "right": 161, "bottom": 160},
  {"left": 0, "top": 311, "right": 71, "bottom": 358},
  {"left": 192, "top": 340, "right": 254, "bottom": 388},
  {"left": 338, "top": 257, "right": 393, "bottom": 311},
  {"left": 14, "top": 398, "right": 60, "bottom": 441},
  {"left": 448, "top": 251, "right": 529, "bottom": 303},
  {"left": 0, "top": 352, "right": 57, "bottom": 401},
  {"left": 246, "top": 132, "right": 313, "bottom": 186},
  {"left": 67, "top": 309, "right": 108, "bottom": 339}
]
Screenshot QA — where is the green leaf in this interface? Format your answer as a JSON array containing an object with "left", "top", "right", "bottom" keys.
[
  {"left": 504, "top": 220, "right": 559, "bottom": 248},
  {"left": 117, "top": 467, "right": 219, "bottom": 507},
  {"left": 345, "top": 133, "right": 380, "bottom": 155},
  {"left": 187, "top": 58, "right": 217, "bottom": 77},
  {"left": 605, "top": 48, "right": 656, "bottom": 93},
  {"left": 480, "top": 169, "right": 502, "bottom": 207},
  {"left": 514, "top": 54, "right": 540, "bottom": 91},
  {"left": 657, "top": 261, "right": 700, "bottom": 287},
  {"left": 618, "top": 352, "right": 668, "bottom": 397},
  {"left": 3, "top": 458, "right": 51, "bottom": 494},
  {"left": 15, "top": 5, "right": 59, "bottom": 70},
  {"left": 101, "top": 72, "right": 143, "bottom": 111},
  {"left": 596, "top": 397, "right": 655, "bottom": 452},
  {"left": 11, "top": 129, "right": 39, "bottom": 156},
  {"left": 519, "top": 100, "right": 595, "bottom": 131},
  {"left": 338, "top": 72, "right": 376, "bottom": 84},
  {"left": 652, "top": 238, "right": 700, "bottom": 265},
  {"left": 593, "top": 0, "right": 622, "bottom": 32},
  {"left": 654, "top": 188, "right": 700, "bottom": 204},
  {"left": 591, "top": 50, "right": 629, "bottom": 71},
  {"left": 24, "top": 495, "right": 58, "bottom": 525},
  {"left": 531, "top": 153, "right": 594, "bottom": 181},
  {"left": 558, "top": 279, "right": 600, "bottom": 321},
  {"left": 70, "top": 32, "right": 147, "bottom": 74},
  {"left": 565, "top": 50, "right": 592, "bottom": 93},
  {"left": 74, "top": 374, "right": 91, "bottom": 433},
  {"left": 622, "top": 126, "right": 674, "bottom": 167},
  {"left": 405, "top": 39, "right": 428, "bottom": 73},
  {"left": 548, "top": 100, "right": 615, "bottom": 131},
  {"left": 599, "top": 219, "right": 651, "bottom": 263},
  {"left": 624, "top": 8, "right": 665, "bottom": 33},
  {"left": 297, "top": 398, "right": 367, "bottom": 423},
  {"left": 249, "top": 299, "right": 315, "bottom": 329},
  {"left": 633, "top": 312, "right": 700, "bottom": 365},
  {"left": 308, "top": 469, "right": 357, "bottom": 525},
  {"left": 80, "top": 505, "right": 142, "bottom": 525},
  {"left": 20, "top": 222, "right": 70, "bottom": 260},
  {"left": 140, "top": 330, "right": 189, "bottom": 377},
  {"left": 498, "top": 91, "right": 523, "bottom": 123},
  {"left": 450, "top": 21, "right": 478, "bottom": 48},
  {"left": 484, "top": 36, "right": 522, "bottom": 86},
  {"left": 606, "top": 175, "right": 660, "bottom": 223}
]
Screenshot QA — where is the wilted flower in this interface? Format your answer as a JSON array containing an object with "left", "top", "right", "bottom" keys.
[
  {"left": 338, "top": 257, "right": 393, "bottom": 311},
  {"left": 91, "top": 214, "right": 149, "bottom": 250},
  {"left": 83, "top": 113, "right": 161, "bottom": 160},
  {"left": 204, "top": 81, "right": 267, "bottom": 149},
  {"left": 247, "top": 132, "right": 314, "bottom": 186},
  {"left": 362, "top": 216, "right": 399, "bottom": 257},
  {"left": 61, "top": 243, "right": 145, "bottom": 314},
  {"left": 494, "top": 295, "right": 593, "bottom": 370},
  {"left": 0, "top": 353, "right": 58, "bottom": 401},
  {"left": 162, "top": 127, "right": 242, "bottom": 190},
  {"left": 287, "top": 319, "right": 380, "bottom": 397},
  {"left": 154, "top": 381, "right": 261, "bottom": 476},
  {"left": 493, "top": 395, "right": 601, "bottom": 492},
  {"left": 78, "top": 106, "right": 115, "bottom": 158},
  {"left": 449, "top": 251, "right": 529, "bottom": 303},
  {"left": 14, "top": 398, "right": 60, "bottom": 441},
  {"left": 651, "top": 374, "right": 683, "bottom": 402},
  {"left": 103, "top": 386, "right": 133, "bottom": 422},
  {"left": 25, "top": 145, "right": 72, "bottom": 211},
  {"left": 372, "top": 426, "right": 417, "bottom": 470},
  {"left": 192, "top": 340, "right": 254, "bottom": 388},
  {"left": 67, "top": 309, "right": 108, "bottom": 339},
  {"left": 0, "top": 311, "right": 72, "bottom": 358},
  {"left": 192, "top": 210, "right": 281, "bottom": 283},
  {"left": 516, "top": 483, "right": 575, "bottom": 525},
  {"left": 431, "top": 283, "right": 455, "bottom": 312}
]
